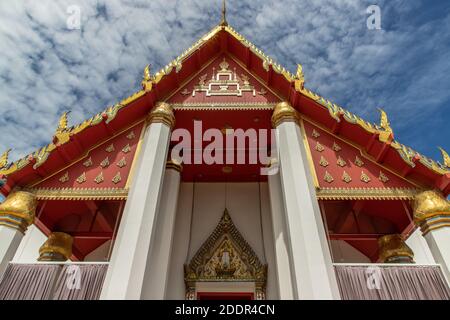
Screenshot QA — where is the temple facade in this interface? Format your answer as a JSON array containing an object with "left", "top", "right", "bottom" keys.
[{"left": 1, "top": 11, "right": 450, "bottom": 300}]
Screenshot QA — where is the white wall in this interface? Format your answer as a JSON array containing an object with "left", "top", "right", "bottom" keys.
[
  {"left": 330, "top": 240, "right": 371, "bottom": 263},
  {"left": 406, "top": 228, "right": 435, "bottom": 264},
  {"left": 12, "top": 224, "right": 47, "bottom": 263},
  {"left": 166, "top": 182, "right": 278, "bottom": 299}
]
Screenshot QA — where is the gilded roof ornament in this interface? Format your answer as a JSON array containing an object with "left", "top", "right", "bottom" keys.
[
  {"left": 294, "top": 64, "right": 305, "bottom": 91},
  {"left": 220, "top": 0, "right": 228, "bottom": 26},
  {"left": 0, "top": 149, "right": 11, "bottom": 170},
  {"left": 378, "top": 108, "right": 393, "bottom": 143},
  {"left": 141, "top": 64, "right": 153, "bottom": 91},
  {"left": 438, "top": 147, "right": 450, "bottom": 168}
]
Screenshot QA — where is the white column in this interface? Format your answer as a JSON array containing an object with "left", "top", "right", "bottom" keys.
[
  {"left": 405, "top": 228, "right": 435, "bottom": 264},
  {"left": 267, "top": 164, "right": 295, "bottom": 299},
  {"left": 141, "top": 161, "right": 181, "bottom": 299},
  {"left": 100, "top": 102, "right": 175, "bottom": 300},
  {"left": 272, "top": 102, "right": 340, "bottom": 300},
  {"left": 413, "top": 190, "right": 450, "bottom": 281},
  {"left": 0, "top": 191, "right": 37, "bottom": 278}
]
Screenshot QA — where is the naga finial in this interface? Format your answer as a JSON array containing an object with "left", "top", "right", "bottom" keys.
[
  {"left": 142, "top": 65, "right": 153, "bottom": 91},
  {"left": 56, "top": 111, "right": 70, "bottom": 134},
  {"left": 438, "top": 147, "right": 450, "bottom": 168},
  {"left": 377, "top": 108, "right": 393, "bottom": 143},
  {"left": 0, "top": 149, "right": 11, "bottom": 169},
  {"left": 294, "top": 64, "right": 305, "bottom": 90}
]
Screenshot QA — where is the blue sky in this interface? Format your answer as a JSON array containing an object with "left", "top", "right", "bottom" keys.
[{"left": 0, "top": 0, "right": 449, "bottom": 166}]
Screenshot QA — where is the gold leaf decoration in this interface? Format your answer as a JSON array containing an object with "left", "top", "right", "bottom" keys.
[
  {"left": 59, "top": 172, "right": 69, "bottom": 183},
  {"left": 100, "top": 157, "right": 110, "bottom": 168},
  {"left": 117, "top": 157, "right": 126, "bottom": 168},
  {"left": 361, "top": 171, "right": 371, "bottom": 183},
  {"left": 0, "top": 149, "right": 11, "bottom": 169},
  {"left": 112, "top": 172, "right": 121, "bottom": 184},
  {"left": 315, "top": 141, "right": 324, "bottom": 152},
  {"left": 319, "top": 156, "right": 329, "bottom": 167},
  {"left": 379, "top": 171, "right": 389, "bottom": 183},
  {"left": 332, "top": 142, "right": 342, "bottom": 152},
  {"left": 122, "top": 144, "right": 131, "bottom": 153},
  {"left": 83, "top": 157, "right": 93, "bottom": 167},
  {"left": 126, "top": 131, "right": 135, "bottom": 140},
  {"left": 337, "top": 156, "right": 347, "bottom": 167},
  {"left": 324, "top": 171, "right": 334, "bottom": 183},
  {"left": 181, "top": 88, "right": 190, "bottom": 96},
  {"left": 342, "top": 171, "right": 352, "bottom": 183},
  {"left": 354, "top": 156, "right": 364, "bottom": 167},
  {"left": 94, "top": 172, "right": 104, "bottom": 184},
  {"left": 312, "top": 129, "right": 320, "bottom": 138},
  {"left": 76, "top": 172, "right": 86, "bottom": 184},
  {"left": 106, "top": 144, "right": 115, "bottom": 153}
]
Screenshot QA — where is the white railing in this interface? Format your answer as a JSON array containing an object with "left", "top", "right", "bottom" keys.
[{"left": 333, "top": 263, "right": 450, "bottom": 300}]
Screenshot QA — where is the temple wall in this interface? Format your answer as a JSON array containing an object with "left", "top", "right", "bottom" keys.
[
  {"left": 329, "top": 240, "right": 371, "bottom": 263},
  {"left": 166, "top": 182, "right": 278, "bottom": 299},
  {"left": 12, "top": 225, "right": 46, "bottom": 263},
  {"left": 406, "top": 228, "right": 435, "bottom": 264}
]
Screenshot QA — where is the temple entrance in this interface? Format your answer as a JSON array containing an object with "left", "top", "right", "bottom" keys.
[{"left": 184, "top": 209, "right": 267, "bottom": 300}]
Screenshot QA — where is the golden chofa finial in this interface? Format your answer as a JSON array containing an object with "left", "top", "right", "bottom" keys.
[
  {"left": 0, "top": 149, "right": 11, "bottom": 170},
  {"left": 53, "top": 111, "right": 71, "bottom": 145},
  {"left": 56, "top": 111, "right": 70, "bottom": 134},
  {"left": 294, "top": 64, "right": 305, "bottom": 91},
  {"left": 220, "top": 0, "right": 228, "bottom": 26},
  {"left": 142, "top": 64, "right": 153, "bottom": 91},
  {"left": 377, "top": 108, "right": 393, "bottom": 143},
  {"left": 438, "top": 147, "right": 450, "bottom": 168}
]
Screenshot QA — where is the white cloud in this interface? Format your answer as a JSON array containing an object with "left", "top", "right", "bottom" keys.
[{"left": 0, "top": 0, "right": 448, "bottom": 162}]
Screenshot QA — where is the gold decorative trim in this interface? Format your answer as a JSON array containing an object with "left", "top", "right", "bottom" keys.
[
  {"left": 100, "top": 157, "right": 110, "bottom": 168},
  {"left": 122, "top": 144, "right": 131, "bottom": 154},
  {"left": 312, "top": 129, "right": 320, "bottom": 138},
  {"left": 337, "top": 156, "right": 346, "bottom": 167},
  {"left": 360, "top": 171, "right": 371, "bottom": 183},
  {"left": 117, "top": 157, "right": 127, "bottom": 168},
  {"left": 94, "top": 172, "right": 104, "bottom": 184},
  {"left": 342, "top": 171, "right": 352, "bottom": 183},
  {"left": 0, "top": 191, "right": 37, "bottom": 233},
  {"left": 126, "top": 131, "right": 135, "bottom": 140},
  {"left": 319, "top": 156, "right": 329, "bottom": 167},
  {"left": 324, "top": 171, "right": 334, "bottom": 183},
  {"left": 316, "top": 187, "right": 420, "bottom": 200},
  {"left": 379, "top": 171, "right": 389, "bottom": 183},
  {"left": 171, "top": 102, "right": 276, "bottom": 111},
  {"left": 271, "top": 102, "right": 299, "bottom": 128},
  {"left": 83, "top": 157, "right": 93, "bottom": 167},
  {"left": 315, "top": 141, "right": 325, "bottom": 152},
  {"left": 148, "top": 102, "right": 175, "bottom": 129},
  {"left": 112, "top": 172, "right": 121, "bottom": 184},
  {"left": 300, "top": 119, "right": 320, "bottom": 188},
  {"left": 39, "top": 232, "right": 73, "bottom": 262},
  {"left": 166, "top": 160, "right": 183, "bottom": 172},
  {"left": 354, "top": 156, "right": 364, "bottom": 167},
  {"left": 378, "top": 234, "right": 414, "bottom": 263},
  {"left": 105, "top": 144, "right": 115, "bottom": 153},
  {"left": 332, "top": 142, "right": 342, "bottom": 152},
  {"left": 76, "top": 172, "right": 86, "bottom": 184},
  {"left": 59, "top": 172, "right": 69, "bottom": 183},
  {"left": 26, "top": 187, "right": 129, "bottom": 201}
]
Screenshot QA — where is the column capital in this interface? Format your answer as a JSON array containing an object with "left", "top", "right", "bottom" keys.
[
  {"left": 166, "top": 159, "right": 183, "bottom": 173},
  {"left": 378, "top": 234, "right": 414, "bottom": 263},
  {"left": 147, "top": 102, "right": 175, "bottom": 129},
  {"left": 413, "top": 190, "right": 450, "bottom": 235},
  {"left": 271, "top": 101, "right": 299, "bottom": 128},
  {"left": 0, "top": 190, "right": 37, "bottom": 233},
  {"left": 38, "top": 232, "right": 73, "bottom": 261}
]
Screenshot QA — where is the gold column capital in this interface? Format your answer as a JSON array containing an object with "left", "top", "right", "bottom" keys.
[
  {"left": 147, "top": 102, "right": 175, "bottom": 129},
  {"left": 166, "top": 159, "right": 183, "bottom": 172},
  {"left": 413, "top": 190, "right": 450, "bottom": 235},
  {"left": 38, "top": 232, "right": 73, "bottom": 261},
  {"left": 0, "top": 190, "right": 37, "bottom": 233},
  {"left": 378, "top": 234, "right": 414, "bottom": 263},
  {"left": 271, "top": 101, "right": 299, "bottom": 128}
]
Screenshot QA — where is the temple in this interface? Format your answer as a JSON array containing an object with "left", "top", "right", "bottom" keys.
[{"left": 0, "top": 4, "right": 450, "bottom": 300}]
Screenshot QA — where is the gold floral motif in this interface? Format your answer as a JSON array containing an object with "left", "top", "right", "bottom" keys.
[
  {"left": 315, "top": 141, "right": 325, "bottom": 152},
  {"left": 181, "top": 88, "right": 190, "bottom": 96},
  {"left": 360, "top": 171, "right": 371, "bottom": 183},
  {"left": 354, "top": 156, "right": 364, "bottom": 167},
  {"left": 126, "top": 131, "right": 135, "bottom": 140},
  {"left": 100, "top": 157, "right": 110, "bottom": 168},
  {"left": 122, "top": 144, "right": 131, "bottom": 153},
  {"left": 105, "top": 144, "right": 115, "bottom": 153},
  {"left": 257, "top": 88, "right": 267, "bottom": 96},
  {"left": 324, "top": 171, "right": 334, "bottom": 183},
  {"left": 319, "top": 156, "right": 329, "bottom": 167},
  {"left": 83, "top": 157, "right": 93, "bottom": 167},
  {"left": 337, "top": 156, "right": 347, "bottom": 167},
  {"left": 117, "top": 157, "right": 126, "bottom": 168},
  {"left": 76, "top": 172, "right": 86, "bottom": 184},
  {"left": 312, "top": 129, "right": 320, "bottom": 138},
  {"left": 0, "top": 149, "right": 11, "bottom": 169},
  {"left": 94, "top": 172, "right": 104, "bottom": 184},
  {"left": 316, "top": 187, "right": 419, "bottom": 200},
  {"left": 112, "top": 172, "right": 121, "bottom": 184},
  {"left": 332, "top": 142, "right": 342, "bottom": 152},
  {"left": 342, "top": 171, "right": 352, "bottom": 183},
  {"left": 59, "top": 172, "right": 69, "bottom": 183},
  {"left": 379, "top": 171, "right": 389, "bottom": 183}
]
